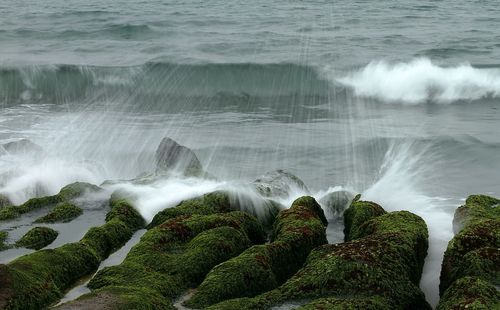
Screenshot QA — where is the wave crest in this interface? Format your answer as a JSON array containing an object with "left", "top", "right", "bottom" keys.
[{"left": 337, "top": 58, "right": 500, "bottom": 104}]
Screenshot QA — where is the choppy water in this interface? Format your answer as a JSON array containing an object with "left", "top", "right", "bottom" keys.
[{"left": 1, "top": 0, "right": 500, "bottom": 307}]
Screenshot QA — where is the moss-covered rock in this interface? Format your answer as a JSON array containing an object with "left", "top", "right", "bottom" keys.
[
  {"left": 343, "top": 198, "right": 386, "bottom": 241},
  {"left": 436, "top": 276, "right": 500, "bottom": 310},
  {"left": 148, "top": 191, "right": 235, "bottom": 229},
  {"left": 33, "top": 202, "right": 83, "bottom": 223},
  {"left": 453, "top": 194, "right": 500, "bottom": 233},
  {"left": 0, "top": 231, "right": 9, "bottom": 251},
  {"left": 209, "top": 207, "right": 430, "bottom": 310},
  {"left": 0, "top": 182, "right": 101, "bottom": 221},
  {"left": 0, "top": 197, "right": 144, "bottom": 310},
  {"left": 0, "top": 194, "right": 12, "bottom": 208},
  {"left": 186, "top": 196, "right": 327, "bottom": 308},
  {"left": 15, "top": 227, "right": 58, "bottom": 250},
  {"left": 299, "top": 296, "right": 393, "bottom": 310},
  {"left": 58, "top": 211, "right": 265, "bottom": 309},
  {"left": 440, "top": 218, "right": 499, "bottom": 295}
]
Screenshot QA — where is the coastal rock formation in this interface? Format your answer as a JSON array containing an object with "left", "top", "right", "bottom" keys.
[
  {"left": 0, "top": 231, "right": 9, "bottom": 251},
  {"left": 155, "top": 137, "right": 203, "bottom": 176},
  {"left": 34, "top": 202, "right": 83, "bottom": 223},
  {"left": 0, "top": 182, "right": 101, "bottom": 221},
  {"left": 253, "top": 169, "right": 309, "bottom": 198},
  {"left": 437, "top": 194, "right": 500, "bottom": 309},
  {"left": 56, "top": 210, "right": 265, "bottom": 309},
  {"left": 0, "top": 197, "right": 144, "bottom": 309},
  {"left": 15, "top": 227, "right": 58, "bottom": 250},
  {"left": 185, "top": 196, "right": 327, "bottom": 308},
  {"left": 207, "top": 199, "right": 430, "bottom": 309}
]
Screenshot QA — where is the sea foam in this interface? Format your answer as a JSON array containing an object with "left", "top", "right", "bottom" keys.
[{"left": 337, "top": 58, "right": 500, "bottom": 104}]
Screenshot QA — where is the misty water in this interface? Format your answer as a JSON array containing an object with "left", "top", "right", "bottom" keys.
[{"left": 1, "top": 0, "right": 500, "bottom": 307}]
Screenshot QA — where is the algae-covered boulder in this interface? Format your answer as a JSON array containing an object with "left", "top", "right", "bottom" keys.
[
  {"left": 0, "top": 197, "right": 144, "bottom": 310},
  {"left": 438, "top": 194, "right": 500, "bottom": 309},
  {"left": 155, "top": 137, "right": 203, "bottom": 176},
  {"left": 186, "top": 196, "right": 327, "bottom": 308},
  {"left": 58, "top": 211, "right": 265, "bottom": 309},
  {"left": 0, "top": 182, "right": 101, "bottom": 221},
  {"left": 253, "top": 169, "right": 309, "bottom": 198},
  {"left": 318, "top": 190, "right": 355, "bottom": 220},
  {"left": 34, "top": 202, "right": 83, "bottom": 223},
  {"left": 299, "top": 296, "right": 393, "bottom": 310},
  {"left": 343, "top": 198, "right": 386, "bottom": 241},
  {"left": 208, "top": 204, "right": 430, "bottom": 310},
  {"left": 453, "top": 194, "right": 500, "bottom": 234},
  {"left": 15, "top": 226, "right": 58, "bottom": 250},
  {"left": 436, "top": 276, "right": 500, "bottom": 310},
  {"left": 148, "top": 191, "right": 235, "bottom": 229},
  {"left": 440, "top": 194, "right": 499, "bottom": 293}
]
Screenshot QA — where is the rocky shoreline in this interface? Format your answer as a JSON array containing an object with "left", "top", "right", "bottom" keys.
[{"left": 0, "top": 138, "right": 498, "bottom": 309}]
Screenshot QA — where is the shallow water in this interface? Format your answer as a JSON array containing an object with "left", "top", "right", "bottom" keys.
[{"left": 1, "top": 0, "right": 500, "bottom": 307}]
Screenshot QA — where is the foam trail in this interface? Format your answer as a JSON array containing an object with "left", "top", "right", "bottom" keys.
[
  {"left": 337, "top": 58, "right": 500, "bottom": 104},
  {"left": 362, "top": 142, "right": 454, "bottom": 307}
]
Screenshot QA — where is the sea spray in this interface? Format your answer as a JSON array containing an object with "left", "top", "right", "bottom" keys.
[{"left": 362, "top": 141, "right": 454, "bottom": 307}]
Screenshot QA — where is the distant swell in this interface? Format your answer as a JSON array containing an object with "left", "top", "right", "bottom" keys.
[
  {"left": 337, "top": 58, "right": 500, "bottom": 104},
  {"left": 0, "top": 63, "right": 331, "bottom": 107}
]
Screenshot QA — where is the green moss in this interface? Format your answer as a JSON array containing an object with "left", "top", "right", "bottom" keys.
[
  {"left": 60, "top": 211, "right": 264, "bottom": 309},
  {"left": 15, "top": 227, "right": 58, "bottom": 250},
  {"left": 209, "top": 209, "right": 430, "bottom": 310},
  {"left": 453, "top": 194, "right": 500, "bottom": 233},
  {"left": 186, "top": 196, "right": 327, "bottom": 308},
  {"left": 34, "top": 202, "right": 83, "bottom": 223},
  {"left": 436, "top": 276, "right": 500, "bottom": 310},
  {"left": 299, "top": 296, "right": 393, "bottom": 310},
  {"left": 148, "top": 191, "right": 235, "bottom": 229},
  {"left": 343, "top": 199, "right": 386, "bottom": 241},
  {"left": 0, "top": 231, "right": 9, "bottom": 251},
  {"left": 0, "top": 197, "right": 144, "bottom": 310},
  {"left": 0, "top": 182, "right": 101, "bottom": 221},
  {"left": 439, "top": 219, "right": 500, "bottom": 295}
]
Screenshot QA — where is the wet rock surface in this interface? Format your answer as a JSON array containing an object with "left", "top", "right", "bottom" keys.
[
  {"left": 253, "top": 170, "right": 309, "bottom": 198},
  {"left": 155, "top": 137, "right": 203, "bottom": 176},
  {"left": 437, "top": 194, "right": 500, "bottom": 309}
]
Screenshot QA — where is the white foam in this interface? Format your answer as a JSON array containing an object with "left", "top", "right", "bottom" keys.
[
  {"left": 337, "top": 58, "right": 500, "bottom": 104},
  {"left": 362, "top": 141, "right": 454, "bottom": 307}
]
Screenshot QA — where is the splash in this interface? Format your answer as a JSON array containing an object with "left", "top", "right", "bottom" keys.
[
  {"left": 337, "top": 58, "right": 500, "bottom": 104},
  {"left": 362, "top": 141, "right": 454, "bottom": 307}
]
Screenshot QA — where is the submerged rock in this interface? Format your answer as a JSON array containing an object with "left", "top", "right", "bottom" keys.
[
  {"left": 34, "top": 202, "right": 83, "bottom": 223},
  {"left": 0, "top": 197, "right": 144, "bottom": 309},
  {"left": 185, "top": 196, "right": 327, "bottom": 308},
  {"left": 1, "top": 139, "right": 43, "bottom": 155},
  {"left": 253, "top": 169, "right": 309, "bottom": 198},
  {"left": 208, "top": 200, "right": 430, "bottom": 310},
  {"left": 57, "top": 211, "right": 265, "bottom": 309},
  {"left": 318, "top": 190, "right": 355, "bottom": 220},
  {"left": 0, "top": 182, "right": 101, "bottom": 221},
  {"left": 15, "top": 226, "right": 58, "bottom": 250},
  {"left": 438, "top": 194, "right": 499, "bottom": 309},
  {"left": 155, "top": 137, "right": 203, "bottom": 176}
]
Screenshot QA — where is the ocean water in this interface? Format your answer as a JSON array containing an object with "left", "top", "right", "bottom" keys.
[{"left": 1, "top": 0, "right": 500, "bottom": 307}]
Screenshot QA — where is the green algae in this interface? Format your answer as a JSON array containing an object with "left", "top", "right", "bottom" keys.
[
  {"left": 0, "top": 182, "right": 101, "bottom": 221},
  {"left": 208, "top": 208, "right": 430, "bottom": 310},
  {"left": 57, "top": 211, "right": 265, "bottom": 309},
  {"left": 453, "top": 194, "right": 500, "bottom": 233},
  {"left": 436, "top": 276, "right": 500, "bottom": 310},
  {"left": 343, "top": 199, "right": 386, "bottom": 241},
  {"left": 0, "top": 231, "right": 9, "bottom": 251},
  {"left": 15, "top": 227, "right": 58, "bottom": 250},
  {"left": 33, "top": 202, "right": 83, "bottom": 223},
  {"left": 0, "top": 197, "right": 144, "bottom": 310},
  {"left": 186, "top": 196, "right": 327, "bottom": 308},
  {"left": 298, "top": 296, "right": 393, "bottom": 310},
  {"left": 147, "top": 191, "right": 235, "bottom": 229}
]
